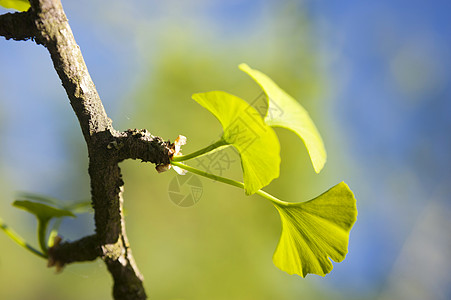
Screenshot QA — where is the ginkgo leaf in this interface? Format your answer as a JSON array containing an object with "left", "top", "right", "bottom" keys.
[
  {"left": 13, "top": 200, "right": 75, "bottom": 221},
  {"left": 192, "top": 91, "right": 280, "bottom": 195},
  {"left": 272, "top": 182, "right": 357, "bottom": 277},
  {"left": 239, "top": 63, "right": 327, "bottom": 173},
  {"left": 0, "top": 0, "right": 30, "bottom": 11}
]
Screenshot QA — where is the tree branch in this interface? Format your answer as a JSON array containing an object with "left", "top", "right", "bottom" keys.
[
  {"left": 48, "top": 235, "right": 100, "bottom": 268},
  {"left": 0, "top": 11, "right": 37, "bottom": 41},
  {"left": 1, "top": 1, "right": 176, "bottom": 299},
  {"left": 115, "top": 129, "right": 174, "bottom": 165},
  {"left": 28, "top": 0, "right": 111, "bottom": 142}
]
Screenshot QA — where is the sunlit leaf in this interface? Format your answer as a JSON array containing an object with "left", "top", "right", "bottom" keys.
[
  {"left": 239, "top": 63, "right": 327, "bottom": 173},
  {"left": 192, "top": 91, "right": 280, "bottom": 194},
  {"left": 0, "top": 0, "right": 30, "bottom": 11},
  {"left": 272, "top": 182, "right": 357, "bottom": 277},
  {"left": 13, "top": 200, "right": 75, "bottom": 220}
]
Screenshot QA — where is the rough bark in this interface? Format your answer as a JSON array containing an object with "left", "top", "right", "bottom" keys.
[
  {"left": 0, "top": 10, "right": 36, "bottom": 41},
  {"left": 1, "top": 1, "right": 172, "bottom": 299}
]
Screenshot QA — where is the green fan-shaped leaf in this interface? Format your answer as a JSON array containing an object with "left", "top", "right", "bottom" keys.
[
  {"left": 192, "top": 91, "right": 280, "bottom": 195},
  {"left": 239, "top": 63, "right": 327, "bottom": 173},
  {"left": 0, "top": 0, "right": 30, "bottom": 11},
  {"left": 272, "top": 182, "right": 357, "bottom": 277},
  {"left": 13, "top": 200, "right": 75, "bottom": 221}
]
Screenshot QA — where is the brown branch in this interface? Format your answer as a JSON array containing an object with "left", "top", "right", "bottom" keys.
[
  {"left": 115, "top": 129, "right": 174, "bottom": 165},
  {"left": 0, "top": 11, "right": 37, "bottom": 41},
  {"left": 48, "top": 235, "right": 100, "bottom": 267},
  {"left": 1, "top": 1, "right": 176, "bottom": 299},
  {"left": 29, "top": 0, "right": 112, "bottom": 141}
]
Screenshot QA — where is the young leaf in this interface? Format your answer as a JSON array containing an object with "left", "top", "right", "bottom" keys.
[
  {"left": 272, "top": 182, "right": 357, "bottom": 277},
  {"left": 0, "top": 0, "right": 30, "bottom": 11},
  {"left": 65, "top": 200, "right": 92, "bottom": 214},
  {"left": 13, "top": 200, "right": 76, "bottom": 220},
  {"left": 17, "top": 192, "right": 92, "bottom": 214},
  {"left": 239, "top": 63, "right": 327, "bottom": 173},
  {"left": 192, "top": 91, "right": 280, "bottom": 195},
  {"left": 13, "top": 200, "right": 75, "bottom": 253}
]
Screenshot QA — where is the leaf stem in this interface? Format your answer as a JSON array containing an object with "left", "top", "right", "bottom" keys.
[
  {"left": 48, "top": 218, "right": 63, "bottom": 248},
  {"left": 38, "top": 218, "right": 50, "bottom": 255},
  {"left": 0, "top": 217, "right": 47, "bottom": 259},
  {"left": 170, "top": 161, "right": 288, "bottom": 206},
  {"left": 171, "top": 139, "right": 228, "bottom": 162}
]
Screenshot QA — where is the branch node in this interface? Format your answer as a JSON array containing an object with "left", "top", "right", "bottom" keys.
[
  {"left": 116, "top": 129, "right": 174, "bottom": 166},
  {"left": 47, "top": 235, "right": 101, "bottom": 272}
]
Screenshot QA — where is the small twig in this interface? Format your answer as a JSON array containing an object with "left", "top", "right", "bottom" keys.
[
  {"left": 48, "top": 234, "right": 100, "bottom": 269},
  {"left": 0, "top": 217, "right": 47, "bottom": 259},
  {"left": 0, "top": 10, "right": 37, "bottom": 41}
]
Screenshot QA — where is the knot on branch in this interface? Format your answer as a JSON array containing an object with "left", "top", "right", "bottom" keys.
[{"left": 115, "top": 129, "right": 174, "bottom": 168}]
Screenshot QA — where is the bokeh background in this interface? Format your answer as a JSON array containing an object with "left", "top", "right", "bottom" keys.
[{"left": 1, "top": 0, "right": 450, "bottom": 299}]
